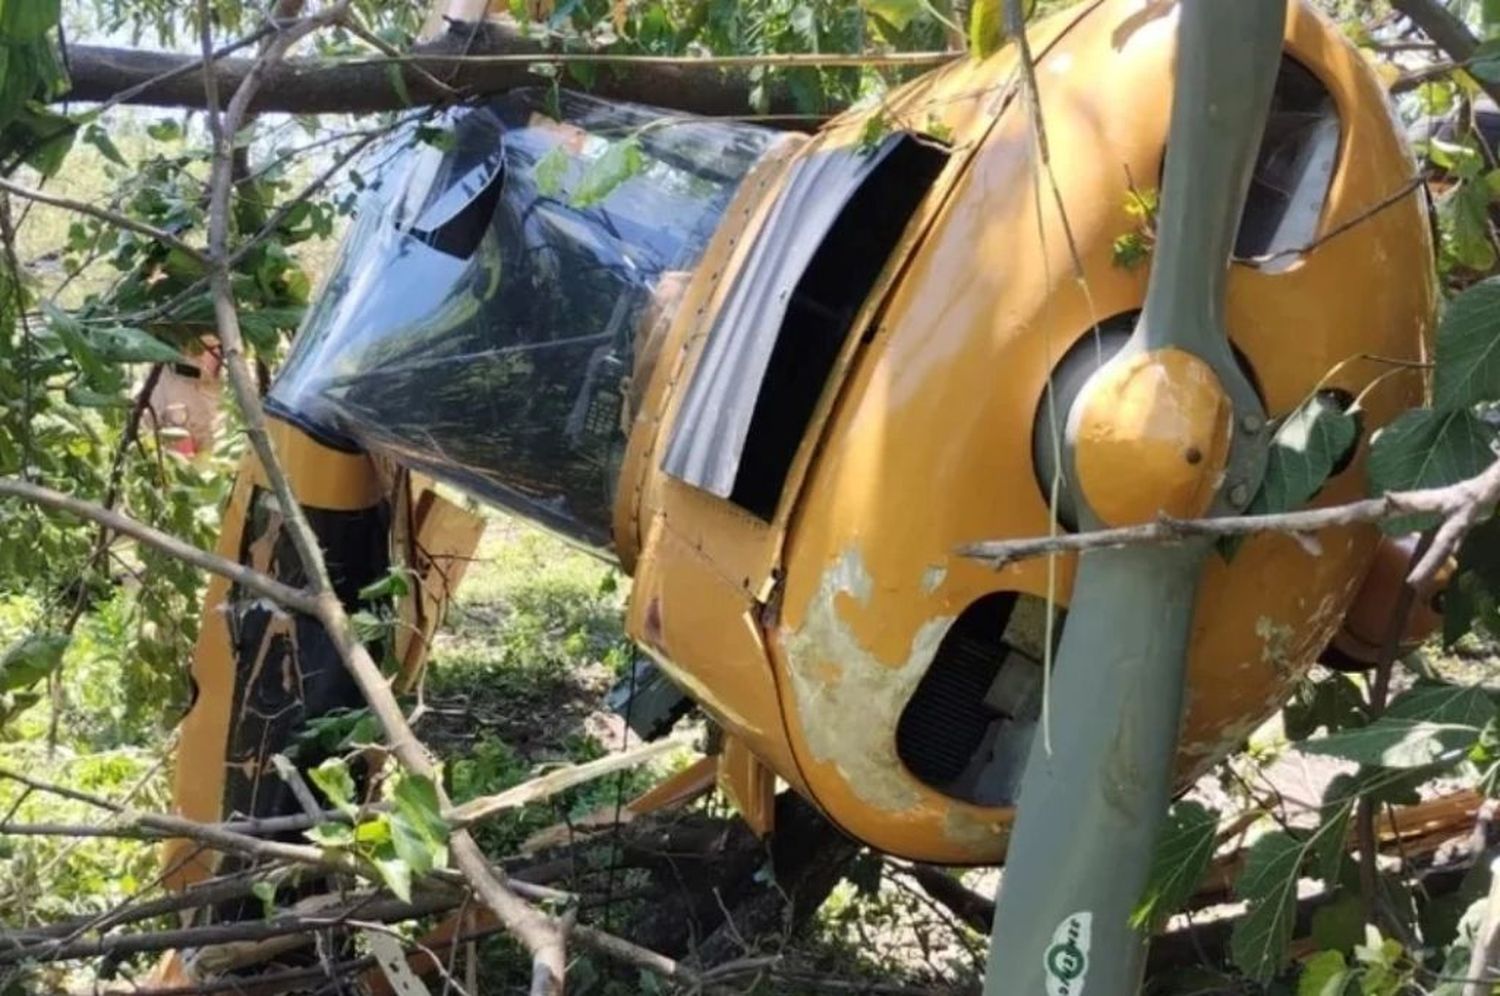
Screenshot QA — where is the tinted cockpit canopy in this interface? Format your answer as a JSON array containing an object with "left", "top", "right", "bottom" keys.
[{"left": 269, "top": 90, "right": 779, "bottom": 555}]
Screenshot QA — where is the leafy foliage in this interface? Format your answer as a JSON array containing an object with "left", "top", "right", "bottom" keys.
[
  {"left": 1129, "top": 800, "right": 1218, "bottom": 931},
  {"left": 1232, "top": 831, "right": 1305, "bottom": 980},
  {"left": 1251, "top": 393, "right": 1359, "bottom": 517},
  {"left": 1297, "top": 684, "right": 1497, "bottom": 769},
  {"left": 1365, "top": 271, "right": 1500, "bottom": 535}
]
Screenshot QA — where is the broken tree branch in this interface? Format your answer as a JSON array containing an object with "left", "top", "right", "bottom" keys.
[
  {"left": 961, "top": 456, "right": 1500, "bottom": 588},
  {"left": 1, "top": 732, "right": 687, "bottom": 841},
  {"left": 63, "top": 20, "right": 955, "bottom": 117},
  {"left": 193, "top": 4, "right": 569, "bottom": 991},
  {"left": 0, "top": 891, "right": 462, "bottom": 965},
  {"left": 448, "top": 735, "right": 685, "bottom": 829}
]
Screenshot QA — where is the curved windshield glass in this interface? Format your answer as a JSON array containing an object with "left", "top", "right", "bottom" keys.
[
  {"left": 269, "top": 90, "right": 779, "bottom": 555},
  {"left": 392, "top": 103, "right": 506, "bottom": 240}
]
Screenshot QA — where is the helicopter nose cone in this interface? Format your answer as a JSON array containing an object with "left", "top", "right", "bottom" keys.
[{"left": 1071, "top": 347, "right": 1234, "bottom": 527}]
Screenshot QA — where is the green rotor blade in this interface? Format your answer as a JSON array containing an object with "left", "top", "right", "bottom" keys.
[
  {"left": 982, "top": 2, "right": 1287, "bottom": 993},
  {"left": 1137, "top": 0, "right": 1287, "bottom": 365},
  {"left": 984, "top": 543, "right": 1205, "bottom": 993}
]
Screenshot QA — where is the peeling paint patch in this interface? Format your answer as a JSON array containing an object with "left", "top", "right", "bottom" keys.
[
  {"left": 920, "top": 564, "right": 947, "bottom": 595},
  {"left": 782, "top": 549, "right": 953, "bottom": 815},
  {"left": 944, "top": 807, "right": 1009, "bottom": 851},
  {"left": 1255, "top": 615, "right": 1297, "bottom": 676}
]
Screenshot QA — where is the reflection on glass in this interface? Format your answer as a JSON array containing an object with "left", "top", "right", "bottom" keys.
[{"left": 270, "top": 90, "right": 779, "bottom": 556}]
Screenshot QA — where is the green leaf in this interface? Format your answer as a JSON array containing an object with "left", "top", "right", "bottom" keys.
[
  {"left": 967, "top": 0, "right": 1036, "bottom": 57},
  {"left": 64, "top": 385, "right": 130, "bottom": 409},
  {"left": 1283, "top": 673, "right": 1367, "bottom": 742},
  {"left": 533, "top": 145, "right": 569, "bottom": 197},
  {"left": 969, "top": 0, "right": 1000, "bottom": 58},
  {"left": 1444, "top": 514, "right": 1500, "bottom": 645},
  {"left": 1130, "top": 801, "right": 1219, "bottom": 930},
  {"left": 571, "top": 138, "right": 645, "bottom": 209},
  {"left": 358, "top": 568, "right": 412, "bottom": 603},
  {"left": 350, "top": 609, "right": 388, "bottom": 643},
  {"left": 1353, "top": 925, "right": 1407, "bottom": 996},
  {"left": 857, "top": 111, "right": 893, "bottom": 155},
  {"left": 250, "top": 880, "right": 277, "bottom": 920},
  {"left": 308, "top": 758, "right": 358, "bottom": 818},
  {"left": 1389, "top": 682, "right": 1498, "bottom": 724},
  {"left": 355, "top": 814, "right": 392, "bottom": 846},
  {"left": 0, "top": 632, "right": 68, "bottom": 691},
  {"left": 863, "top": 0, "right": 923, "bottom": 30},
  {"left": 1472, "top": 39, "right": 1500, "bottom": 84},
  {"left": 0, "top": 0, "right": 61, "bottom": 42},
  {"left": 1232, "top": 831, "right": 1303, "bottom": 981},
  {"left": 1297, "top": 684, "right": 1497, "bottom": 768},
  {"left": 146, "top": 119, "right": 182, "bottom": 142},
  {"left": 390, "top": 773, "right": 449, "bottom": 876},
  {"left": 91, "top": 326, "right": 187, "bottom": 365},
  {"left": 1434, "top": 277, "right": 1500, "bottom": 409},
  {"left": 1312, "top": 775, "right": 1358, "bottom": 884},
  {"left": 1367, "top": 408, "right": 1497, "bottom": 532},
  {"left": 5, "top": 106, "right": 76, "bottom": 177},
  {"left": 1310, "top": 891, "right": 1366, "bottom": 954},
  {"left": 1251, "top": 394, "right": 1358, "bottom": 516},
  {"left": 305, "top": 822, "right": 356, "bottom": 848},
  {"left": 1297, "top": 949, "right": 1350, "bottom": 996},
  {"left": 371, "top": 855, "right": 413, "bottom": 902},
  {"left": 82, "top": 123, "right": 126, "bottom": 167},
  {"left": 385, "top": 63, "right": 412, "bottom": 108},
  {"left": 238, "top": 305, "right": 307, "bottom": 348},
  {"left": 42, "top": 300, "right": 109, "bottom": 385},
  {"left": 1444, "top": 178, "right": 1497, "bottom": 271}
]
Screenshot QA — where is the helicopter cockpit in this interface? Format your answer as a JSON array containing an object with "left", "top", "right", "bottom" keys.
[{"left": 267, "top": 91, "right": 780, "bottom": 552}]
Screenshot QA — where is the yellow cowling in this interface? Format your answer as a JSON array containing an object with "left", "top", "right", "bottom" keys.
[{"left": 620, "top": 0, "right": 1435, "bottom": 864}]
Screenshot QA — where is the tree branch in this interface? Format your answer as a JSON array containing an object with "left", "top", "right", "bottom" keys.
[
  {"left": 0, "top": 477, "right": 317, "bottom": 613},
  {"left": 0, "top": 177, "right": 208, "bottom": 265},
  {"left": 192, "top": 5, "right": 569, "bottom": 991},
  {"left": 961, "top": 457, "right": 1500, "bottom": 589},
  {"left": 63, "top": 20, "right": 955, "bottom": 117}
]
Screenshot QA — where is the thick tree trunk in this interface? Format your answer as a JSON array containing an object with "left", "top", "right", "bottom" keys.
[{"left": 62, "top": 20, "right": 893, "bottom": 117}]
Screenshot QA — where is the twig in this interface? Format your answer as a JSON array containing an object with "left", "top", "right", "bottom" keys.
[
  {"left": 898, "top": 863, "right": 993, "bottom": 936},
  {"left": 339, "top": 13, "right": 463, "bottom": 102},
  {"left": 0, "top": 177, "right": 208, "bottom": 264},
  {"left": 0, "top": 891, "right": 461, "bottom": 965},
  {"left": 0, "top": 477, "right": 318, "bottom": 614},
  {"left": 448, "top": 736, "right": 686, "bottom": 829},
  {"left": 961, "top": 456, "right": 1500, "bottom": 590},
  {"left": 1358, "top": 535, "right": 1430, "bottom": 928},
  {"left": 272, "top": 752, "right": 327, "bottom": 820},
  {"left": 1243, "top": 176, "right": 1425, "bottom": 267},
  {"left": 0, "top": 766, "right": 370, "bottom": 880}
]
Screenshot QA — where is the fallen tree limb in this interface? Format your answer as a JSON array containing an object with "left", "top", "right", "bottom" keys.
[
  {"left": 65, "top": 20, "right": 955, "bottom": 117},
  {"left": 0, "top": 891, "right": 461, "bottom": 965},
  {"left": 194, "top": 4, "right": 565, "bottom": 990},
  {"left": 0, "top": 734, "right": 690, "bottom": 843}
]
